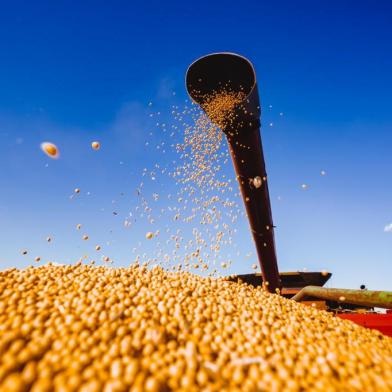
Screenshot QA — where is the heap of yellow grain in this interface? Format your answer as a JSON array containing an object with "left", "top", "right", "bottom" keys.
[{"left": 0, "top": 263, "right": 391, "bottom": 391}]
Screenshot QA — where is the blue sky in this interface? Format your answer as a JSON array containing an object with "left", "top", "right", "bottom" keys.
[{"left": 0, "top": 1, "right": 391, "bottom": 290}]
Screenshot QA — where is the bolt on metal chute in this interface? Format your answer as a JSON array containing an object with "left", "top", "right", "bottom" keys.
[{"left": 186, "top": 52, "right": 281, "bottom": 293}]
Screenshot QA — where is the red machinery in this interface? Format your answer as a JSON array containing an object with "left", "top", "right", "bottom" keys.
[{"left": 186, "top": 52, "right": 392, "bottom": 336}]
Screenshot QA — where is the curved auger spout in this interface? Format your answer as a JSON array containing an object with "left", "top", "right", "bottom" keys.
[{"left": 186, "top": 53, "right": 281, "bottom": 293}]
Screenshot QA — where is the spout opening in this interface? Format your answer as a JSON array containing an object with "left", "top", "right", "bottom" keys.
[{"left": 186, "top": 52, "right": 256, "bottom": 106}]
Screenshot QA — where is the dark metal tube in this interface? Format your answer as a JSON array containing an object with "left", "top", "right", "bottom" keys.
[
  {"left": 292, "top": 286, "right": 392, "bottom": 309},
  {"left": 186, "top": 53, "right": 281, "bottom": 293}
]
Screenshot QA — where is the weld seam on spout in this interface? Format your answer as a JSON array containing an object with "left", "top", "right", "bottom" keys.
[
  {"left": 251, "top": 228, "right": 275, "bottom": 237},
  {"left": 251, "top": 229, "right": 265, "bottom": 237}
]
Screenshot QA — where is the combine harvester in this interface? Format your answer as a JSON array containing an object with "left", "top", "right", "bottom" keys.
[{"left": 186, "top": 52, "right": 392, "bottom": 337}]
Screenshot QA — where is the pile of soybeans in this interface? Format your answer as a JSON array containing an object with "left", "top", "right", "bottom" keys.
[{"left": 1, "top": 263, "right": 391, "bottom": 391}]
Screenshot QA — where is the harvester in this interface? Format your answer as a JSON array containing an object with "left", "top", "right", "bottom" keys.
[{"left": 186, "top": 52, "right": 392, "bottom": 337}]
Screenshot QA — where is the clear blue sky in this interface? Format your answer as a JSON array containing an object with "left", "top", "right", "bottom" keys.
[{"left": 0, "top": 1, "right": 391, "bottom": 290}]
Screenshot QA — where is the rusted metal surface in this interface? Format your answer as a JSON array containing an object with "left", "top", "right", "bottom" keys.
[
  {"left": 292, "top": 286, "right": 392, "bottom": 309},
  {"left": 186, "top": 53, "right": 281, "bottom": 293}
]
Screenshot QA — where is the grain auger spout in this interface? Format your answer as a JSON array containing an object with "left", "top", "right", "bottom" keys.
[{"left": 186, "top": 52, "right": 281, "bottom": 293}]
